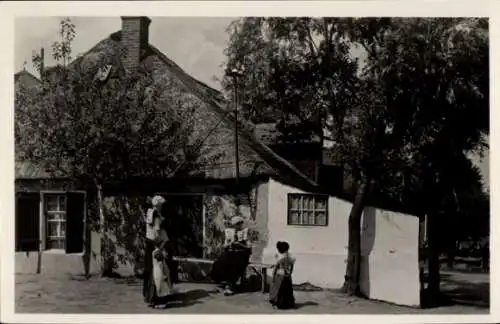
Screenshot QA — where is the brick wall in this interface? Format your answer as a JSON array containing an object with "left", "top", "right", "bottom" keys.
[{"left": 121, "top": 16, "right": 151, "bottom": 73}]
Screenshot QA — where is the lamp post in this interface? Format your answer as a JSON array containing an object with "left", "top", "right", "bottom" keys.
[{"left": 227, "top": 65, "right": 245, "bottom": 194}]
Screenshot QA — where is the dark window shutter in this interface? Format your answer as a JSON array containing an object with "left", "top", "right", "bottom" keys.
[
  {"left": 65, "top": 192, "right": 85, "bottom": 254},
  {"left": 15, "top": 192, "right": 40, "bottom": 252}
]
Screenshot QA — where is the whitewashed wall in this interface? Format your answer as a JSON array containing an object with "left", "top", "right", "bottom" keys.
[
  {"left": 264, "top": 177, "right": 420, "bottom": 306},
  {"left": 263, "top": 178, "right": 349, "bottom": 288},
  {"left": 15, "top": 231, "right": 101, "bottom": 277},
  {"left": 358, "top": 206, "right": 420, "bottom": 306}
]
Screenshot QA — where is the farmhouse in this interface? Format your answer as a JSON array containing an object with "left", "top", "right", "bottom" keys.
[{"left": 15, "top": 16, "right": 422, "bottom": 307}]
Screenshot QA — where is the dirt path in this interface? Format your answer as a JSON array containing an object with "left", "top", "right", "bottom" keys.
[
  {"left": 15, "top": 274, "right": 488, "bottom": 314},
  {"left": 440, "top": 270, "right": 489, "bottom": 308}
]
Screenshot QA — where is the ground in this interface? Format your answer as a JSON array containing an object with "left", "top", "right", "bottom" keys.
[{"left": 15, "top": 270, "right": 488, "bottom": 314}]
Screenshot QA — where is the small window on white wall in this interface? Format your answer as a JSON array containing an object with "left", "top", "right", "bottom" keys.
[{"left": 287, "top": 194, "right": 328, "bottom": 226}]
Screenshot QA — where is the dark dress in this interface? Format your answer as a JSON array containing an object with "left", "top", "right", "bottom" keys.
[
  {"left": 143, "top": 238, "right": 156, "bottom": 301},
  {"left": 210, "top": 228, "right": 251, "bottom": 288},
  {"left": 269, "top": 253, "right": 296, "bottom": 310},
  {"left": 211, "top": 247, "right": 251, "bottom": 285}
]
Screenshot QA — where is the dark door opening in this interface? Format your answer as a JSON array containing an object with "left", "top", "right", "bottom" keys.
[{"left": 162, "top": 194, "right": 204, "bottom": 258}]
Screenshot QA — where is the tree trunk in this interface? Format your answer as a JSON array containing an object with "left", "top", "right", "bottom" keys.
[
  {"left": 95, "top": 181, "right": 114, "bottom": 277},
  {"left": 426, "top": 213, "right": 441, "bottom": 299},
  {"left": 342, "top": 175, "right": 370, "bottom": 296}
]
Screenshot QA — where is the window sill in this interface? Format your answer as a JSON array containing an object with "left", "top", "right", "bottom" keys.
[
  {"left": 286, "top": 224, "right": 329, "bottom": 227},
  {"left": 43, "top": 249, "right": 84, "bottom": 256}
]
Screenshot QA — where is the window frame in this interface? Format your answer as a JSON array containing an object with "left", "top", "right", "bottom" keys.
[
  {"left": 287, "top": 193, "right": 329, "bottom": 227},
  {"left": 43, "top": 193, "right": 67, "bottom": 251},
  {"left": 40, "top": 190, "right": 87, "bottom": 254}
]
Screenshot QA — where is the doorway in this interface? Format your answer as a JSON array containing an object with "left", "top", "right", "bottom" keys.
[{"left": 161, "top": 194, "right": 204, "bottom": 258}]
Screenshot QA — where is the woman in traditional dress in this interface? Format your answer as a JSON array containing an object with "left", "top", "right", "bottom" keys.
[
  {"left": 269, "top": 241, "right": 296, "bottom": 310},
  {"left": 149, "top": 217, "right": 175, "bottom": 308},
  {"left": 143, "top": 195, "right": 173, "bottom": 307},
  {"left": 210, "top": 216, "right": 252, "bottom": 296}
]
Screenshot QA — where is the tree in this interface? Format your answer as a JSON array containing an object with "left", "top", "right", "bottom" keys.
[
  {"left": 439, "top": 158, "right": 489, "bottom": 270},
  {"left": 352, "top": 18, "right": 488, "bottom": 298},
  {"left": 223, "top": 17, "right": 488, "bottom": 297},
  {"left": 222, "top": 18, "right": 359, "bottom": 144},
  {"left": 15, "top": 18, "right": 203, "bottom": 276}
]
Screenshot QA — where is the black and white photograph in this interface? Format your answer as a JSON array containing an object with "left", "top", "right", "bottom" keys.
[{"left": 1, "top": 0, "right": 494, "bottom": 322}]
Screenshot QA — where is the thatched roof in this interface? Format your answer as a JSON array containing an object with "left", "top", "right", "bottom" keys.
[
  {"left": 15, "top": 161, "right": 50, "bottom": 179},
  {"left": 15, "top": 27, "right": 318, "bottom": 190},
  {"left": 14, "top": 70, "right": 40, "bottom": 90}
]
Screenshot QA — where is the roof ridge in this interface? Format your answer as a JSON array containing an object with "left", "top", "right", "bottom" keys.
[
  {"left": 148, "top": 44, "right": 224, "bottom": 98},
  {"left": 14, "top": 69, "right": 41, "bottom": 82}
]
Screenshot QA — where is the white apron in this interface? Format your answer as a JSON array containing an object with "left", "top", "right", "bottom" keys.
[{"left": 152, "top": 249, "right": 173, "bottom": 297}]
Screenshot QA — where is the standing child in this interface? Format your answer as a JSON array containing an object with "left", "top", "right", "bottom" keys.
[{"left": 269, "top": 241, "right": 296, "bottom": 309}]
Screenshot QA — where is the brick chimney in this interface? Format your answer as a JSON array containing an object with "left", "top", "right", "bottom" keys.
[{"left": 120, "top": 16, "right": 151, "bottom": 73}]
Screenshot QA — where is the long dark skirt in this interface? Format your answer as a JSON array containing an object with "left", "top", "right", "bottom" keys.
[
  {"left": 269, "top": 274, "right": 295, "bottom": 310},
  {"left": 210, "top": 248, "right": 251, "bottom": 286},
  {"left": 143, "top": 239, "right": 155, "bottom": 303}
]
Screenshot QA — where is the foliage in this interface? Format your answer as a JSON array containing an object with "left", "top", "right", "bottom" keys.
[
  {"left": 354, "top": 18, "right": 488, "bottom": 195},
  {"left": 15, "top": 18, "right": 205, "bottom": 275},
  {"left": 351, "top": 21, "right": 489, "bottom": 291},
  {"left": 223, "top": 17, "right": 489, "bottom": 296},
  {"left": 17, "top": 63, "right": 198, "bottom": 186},
  {"left": 103, "top": 196, "right": 148, "bottom": 272},
  {"left": 223, "top": 18, "right": 359, "bottom": 144},
  {"left": 99, "top": 192, "right": 262, "bottom": 270},
  {"left": 203, "top": 196, "right": 226, "bottom": 259},
  {"left": 52, "top": 17, "right": 77, "bottom": 65},
  {"left": 203, "top": 194, "right": 260, "bottom": 260},
  {"left": 15, "top": 17, "right": 205, "bottom": 206},
  {"left": 224, "top": 16, "right": 488, "bottom": 194}
]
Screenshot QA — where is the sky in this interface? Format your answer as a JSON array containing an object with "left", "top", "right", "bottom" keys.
[
  {"left": 15, "top": 17, "right": 234, "bottom": 90},
  {"left": 14, "top": 16, "right": 489, "bottom": 190}
]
